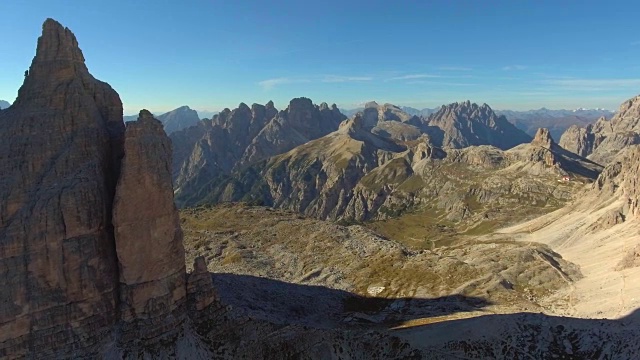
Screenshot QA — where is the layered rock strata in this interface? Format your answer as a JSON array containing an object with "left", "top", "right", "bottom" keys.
[
  {"left": 559, "top": 95, "right": 640, "bottom": 164},
  {"left": 113, "top": 110, "right": 187, "bottom": 345},
  {"left": 0, "top": 18, "right": 124, "bottom": 358},
  {"left": 0, "top": 19, "right": 194, "bottom": 358}
]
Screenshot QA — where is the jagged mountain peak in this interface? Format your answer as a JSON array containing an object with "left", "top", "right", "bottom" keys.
[
  {"left": 559, "top": 93, "right": 640, "bottom": 164},
  {"left": 37, "top": 18, "right": 85, "bottom": 64},
  {"left": 15, "top": 18, "right": 113, "bottom": 110},
  {"left": 616, "top": 94, "right": 640, "bottom": 117},
  {"left": 531, "top": 128, "right": 555, "bottom": 149},
  {"left": 288, "top": 97, "right": 313, "bottom": 108},
  {"left": 171, "top": 97, "right": 346, "bottom": 202},
  {"left": 1, "top": 18, "right": 190, "bottom": 356},
  {"left": 156, "top": 106, "right": 200, "bottom": 134},
  {"left": 425, "top": 100, "right": 531, "bottom": 150},
  {"left": 436, "top": 100, "right": 495, "bottom": 115},
  {"left": 592, "top": 145, "right": 640, "bottom": 217},
  {"left": 137, "top": 109, "right": 165, "bottom": 130}
]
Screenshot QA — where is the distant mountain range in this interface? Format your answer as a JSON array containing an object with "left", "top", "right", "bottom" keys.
[
  {"left": 125, "top": 103, "right": 612, "bottom": 139},
  {"left": 559, "top": 96, "right": 640, "bottom": 164},
  {"left": 341, "top": 106, "right": 439, "bottom": 118},
  {"left": 0, "top": 100, "right": 10, "bottom": 109},
  {"left": 341, "top": 105, "right": 614, "bottom": 141},
  {"left": 171, "top": 99, "right": 535, "bottom": 211},
  {"left": 124, "top": 106, "right": 203, "bottom": 134},
  {"left": 495, "top": 108, "right": 614, "bottom": 140}
]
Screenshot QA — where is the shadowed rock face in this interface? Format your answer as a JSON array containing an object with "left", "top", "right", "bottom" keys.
[
  {"left": 423, "top": 101, "right": 531, "bottom": 150},
  {"left": 559, "top": 94, "right": 640, "bottom": 165},
  {"left": 171, "top": 97, "right": 347, "bottom": 206},
  {"left": 0, "top": 18, "right": 124, "bottom": 357},
  {"left": 0, "top": 20, "right": 189, "bottom": 357},
  {"left": 531, "top": 128, "right": 554, "bottom": 149},
  {"left": 157, "top": 105, "right": 200, "bottom": 134},
  {"left": 113, "top": 110, "right": 187, "bottom": 344},
  {"left": 593, "top": 145, "right": 640, "bottom": 219}
]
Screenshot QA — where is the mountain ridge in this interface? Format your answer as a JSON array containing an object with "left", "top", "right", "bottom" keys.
[{"left": 559, "top": 94, "right": 640, "bottom": 164}]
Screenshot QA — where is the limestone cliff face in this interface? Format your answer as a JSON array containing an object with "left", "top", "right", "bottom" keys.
[
  {"left": 559, "top": 95, "right": 640, "bottom": 165},
  {"left": 238, "top": 98, "right": 346, "bottom": 167},
  {"left": 558, "top": 123, "right": 598, "bottom": 157},
  {"left": 423, "top": 101, "right": 531, "bottom": 149},
  {"left": 0, "top": 19, "right": 192, "bottom": 358},
  {"left": 593, "top": 145, "right": 640, "bottom": 218},
  {"left": 112, "top": 110, "right": 187, "bottom": 344},
  {"left": 0, "top": 19, "right": 124, "bottom": 357},
  {"left": 505, "top": 128, "right": 602, "bottom": 179},
  {"left": 157, "top": 105, "right": 200, "bottom": 134},
  {"left": 358, "top": 102, "right": 424, "bottom": 141},
  {"left": 172, "top": 98, "right": 346, "bottom": 207},
  {"left": 196, "top": 121, "right": 600, "bottom": 223}
]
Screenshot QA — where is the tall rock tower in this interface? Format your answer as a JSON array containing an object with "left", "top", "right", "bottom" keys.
[{"left": 0, "top": 19, "right": 189, "bottom": 358}]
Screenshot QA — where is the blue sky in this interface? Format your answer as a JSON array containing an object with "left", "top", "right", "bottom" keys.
[{"left": 1, "top": 0, "right": 640, "bottom": 114}]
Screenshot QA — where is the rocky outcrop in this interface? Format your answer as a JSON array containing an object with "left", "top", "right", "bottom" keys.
[
  {"left": 193, "top": 120, "right": 600, "bottom": 223},
  {"left": 558, "top": 123, "right": 598, "bottom": 157},
  {"left": 531, "top": 127, "right": 554, "bottom": 149},
  {"left": 593, "top": 145, "right": 640, "bottom": 218},
  {"left": 186, "top": 257, "right": 217, "bottom": 312},
  {"left": 157, "top": 105, "right": 200, "bottom": 134},
  {"left": 422, "top": 101, "right": 531, "bottom": 149},
  {"left": 506, "top": 128, "right": 602, "bottom": 179},
  {"left": 238, "top": 98, "right": 346, "bottom": 166},
  {"left": 173, "top": 100, "right": 538, "bottom": 209},
  {"left": 112, "top": 110, "right": 187, "bottom": 345},
  {"left": 170, "top": 102, "right": 277, "bottom": 192},
  {"left": 559, "top": 94, "right": 640, "bottom": 165},
  {"left": 172, "top": 98, "right": 346, "bottom": 206},
  {"left": 0, "top": 18, "right": 124, "bottom": 357},
  {"left": 497, "top": 107, "right": 613, "bottom": 139},
  {"left": 358, "top": 102, "right": 423, "bottom": 141}
]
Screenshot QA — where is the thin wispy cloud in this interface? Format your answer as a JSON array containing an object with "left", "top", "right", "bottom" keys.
[
  {"left": 258, "top": 77, "right": 302, "bottom": 90},
  {"left": 387, "top": 74, "right": 442, "bottom": 81},
  {"left": 438, "top": 66, "right": 473, "bottom": 71},
  {"left": 321, "top": 75, "right": 373, "bottom": 83},
  {"left": 502, "top": 65, "right": 528, "bottom": 71},
  {"left": 405, "top": 81, "right": 477, "bottom": 86},
  {"left": 259, "top": 75, "right": 372, "bottom": 90}
]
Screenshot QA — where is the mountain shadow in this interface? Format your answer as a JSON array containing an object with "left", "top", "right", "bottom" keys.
[
  {"left": 193, "top": 273, "right": 640, "bottom": 358},
  {"left": 208, "top": 273, "right": 492, "bottom": 329}
]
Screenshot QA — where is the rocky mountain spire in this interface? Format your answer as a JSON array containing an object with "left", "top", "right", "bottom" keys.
[
  {"left": 531, "top": 128, "right": 555, "bottom": 149},
  {"left": 113, "top": 110, "right": 187, "bottom": 344},
  {"left": 424, "top": 100, "right": 531, "bottom": 149},
  {"left": 0, "top": 18, "right": 124, "bottom": 357},
  {"left": 0, "top": 19, "right": 190, "bottom": 357},
  {"left": 559, "top": 94, "right": 640, "bottom": 164}
]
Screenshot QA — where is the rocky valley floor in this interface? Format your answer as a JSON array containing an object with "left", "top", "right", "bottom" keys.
[{"left": 179, "top": 202, "right": 640, "bottom": 358}]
